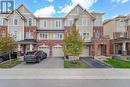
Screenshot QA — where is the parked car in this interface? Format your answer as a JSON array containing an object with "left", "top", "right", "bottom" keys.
[
  {"left": 24, "top": 51, "right": 47, "bottom": 63},
  {"left": 0, "top": 52, "right": 17, "bottom": 63}
]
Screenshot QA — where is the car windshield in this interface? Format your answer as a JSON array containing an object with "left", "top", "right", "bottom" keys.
[{"left": 26, "top": 52, "right": 35, "bottom": 55}]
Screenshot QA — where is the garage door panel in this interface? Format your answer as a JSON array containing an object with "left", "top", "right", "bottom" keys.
[
  {"left": 52, "top": 46, "right": 64, "bottom": 57},
  {"left": 80, "top": 47, "right": 89, "bottom": 57}
]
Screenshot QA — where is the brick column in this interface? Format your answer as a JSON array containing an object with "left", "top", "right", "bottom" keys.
[{"left": 122, "top": 42, "right": 127, "bottom": 56}]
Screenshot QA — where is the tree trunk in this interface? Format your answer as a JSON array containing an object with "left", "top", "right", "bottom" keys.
[{"left": 9, "top": 52, "right": 11, "bottom": 64}]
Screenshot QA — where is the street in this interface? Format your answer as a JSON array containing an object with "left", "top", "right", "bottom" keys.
[{"left": 0, "top": 79, "right": 130, "bottom": 87}]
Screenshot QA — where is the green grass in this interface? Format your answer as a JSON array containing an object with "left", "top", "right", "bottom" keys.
[
  {"left": 64, "top": 60, "right": 88, "bottom": 68},
  {"left": 105, "top": 58, "right": 130, "bottom": 68},
  {"left": 0, "top": 59, "right": 21, "bottom": 68}
]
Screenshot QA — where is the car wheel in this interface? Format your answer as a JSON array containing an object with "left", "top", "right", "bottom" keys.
[
  {"left": 37, "top": 58, "right": 40, "bottom": 63},
  {"left": 0, "top": 58, "right": 3, "bottom": 63}
]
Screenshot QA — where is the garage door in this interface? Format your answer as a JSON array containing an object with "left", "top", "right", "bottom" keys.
[
  {"left": 38, "top": 45, "right": 49, "bottom": 57},
  {"left": 52, "top": 45, "right": 64, "bottom": 57},
  {"left": 80, "top": 46, "right": 90, "bottom": 57}
]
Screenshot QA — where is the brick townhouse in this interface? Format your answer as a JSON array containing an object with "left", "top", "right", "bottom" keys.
[
  {"left": 104, "top": 15, "right": 130, "bottom": 56},
  {"left": 0, "top": 4, "right": 110, "bottom": 57}
]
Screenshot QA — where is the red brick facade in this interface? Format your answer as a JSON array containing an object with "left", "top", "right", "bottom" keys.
[{"left": 92, "top": 26, "right": 110, "bottom": 56}]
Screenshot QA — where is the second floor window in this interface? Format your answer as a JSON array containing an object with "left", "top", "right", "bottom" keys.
[
  {"left": 14, "top": 19, "right": 18, "bottom": 25},
  {"left": 28, "top": 18, "right": 32, "bottom": 26},
  {"left": 26, "top": 32, "right": 33, "bottom": 39},
  {"left": 40, "top": 33, "right": 48, "bottom": 39},
  {"left": 0, "top": 18, "right": 3, "bottom": 25},
  {"left": 43, "top": 20, "right": 47, "bottom": 28},
  {"left": 55, "top": 33, "right": 63, "bottom": 40},
  {"left": 95, "top": 32, "right": 100, "bottom": 38},
  {"left": 128, "top": 20, "right": 130, "bottom": 25}
]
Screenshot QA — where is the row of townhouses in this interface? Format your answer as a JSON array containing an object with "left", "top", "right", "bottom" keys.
[{"left": 0, "top": 4, "right": 130, "bottom": 57}]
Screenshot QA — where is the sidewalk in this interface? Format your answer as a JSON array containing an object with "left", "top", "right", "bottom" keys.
[{"left": 0, "top": 69, "right": 130, "bottom": 79}]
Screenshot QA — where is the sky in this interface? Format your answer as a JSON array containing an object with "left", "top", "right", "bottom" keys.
[{"left": 14, "top": 0, "right": 130, "bottom": 20}]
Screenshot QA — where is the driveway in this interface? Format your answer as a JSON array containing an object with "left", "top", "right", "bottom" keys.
[
  {"left": 80, "top": 57, "right": 111, "bottom": 68},
  {"left": 14, "top": 57, "right": 64, "bottom": 68}
]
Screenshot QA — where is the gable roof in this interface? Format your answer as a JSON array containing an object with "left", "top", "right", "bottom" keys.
[
  {"left": 65, "top": 4, "right": 95, "bottom": 19},
  {"left": 6, "top": 4, "right": 35, "bottom": 20}
]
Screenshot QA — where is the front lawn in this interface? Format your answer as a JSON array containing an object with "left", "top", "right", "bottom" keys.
[
  {"left": 0, "top": 59, "right": 21, "bottom": 68},
  {"left": 64, "top": 60, "right": 88, "bottom": 68},
  {"left": 105, "top": 58, "right": 130, "bottom": 68}
]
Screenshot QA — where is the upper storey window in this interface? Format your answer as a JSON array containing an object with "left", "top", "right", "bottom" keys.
[
  {"left": 128, "top": 20, "right": 130, "bottom": 25},
  {"left": 55, "top": 20, "right": 62, "bottom": 28},
  {"left": 0, "top": 18, "right": 3, "bottom": 25},
  {"left": 43, "top": 20, "right": 47, "bottom": 28},
  {"left": 95, "top": 19, "right": 101, "bottom": 26},
  {"left": 117, "top": 20, "right": 125, "bottom": 28},
  {"left": 14, "top": 19, "right": 18, "bottom": 25},
  {"left": 28, "top": 18, "right": 32, "bottom": 26}
]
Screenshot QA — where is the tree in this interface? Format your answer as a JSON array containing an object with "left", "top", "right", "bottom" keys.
[
  {"left": 0, "top": 35, "right": 16, "bottom": 62},
  {"left": 63, "top": 19, "right": 84, "bottom": 59}
]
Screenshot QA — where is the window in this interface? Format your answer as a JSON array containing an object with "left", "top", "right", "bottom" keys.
[
  {"left": 43, "top": 33, "right": 48, "bottom": 39},
  {"left": 128, "top": 20, "right": 130, "bottom": 25},
  {"left": 0, "top": 18, "right": 3, "bottom": 25},
  {"left": 43, "top": 20, "right": 47, "bottom": 28},
  {"left": 14, "top": 19, "right": 18, "bottom": 25},
  {"left": 82, "top": 33, "right": 89, "bottom": 39},
  {"left": 55, "top": 33, "right": 63, "bottom": 40},
  {"left": 28, "top": 18, "right": 32, "bottom": 26},
  {"left": 95, "top": 19, "right": 101, "bottom": 26},
  {"left": 95, "top": 32, "right": 100, "bottom": 38},
  {"left": 82, "top": 18, "right": 88, "bottom": 26},
  {"left": 55, "top": 20, "right": 61, "bottom": 28},
  {"left": 83, "top": 33, "right": 87, "bottom": 39},
  {"left": 56, "top": 21, "right": 59, "bottom": 27},
  {"left": 13, "top": 31, "right": 20, "bottom": 41},
  {"left": 117, "top": 21, "right": 124, "bottom": 28},
  {"left": 39, "top": 33, "right": 48, "bottom": 39},
  {"left": 26, "top": 32, "right": 33, "bottom": 39}
]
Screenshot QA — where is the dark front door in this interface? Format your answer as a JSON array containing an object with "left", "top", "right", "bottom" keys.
[{"left": 100, "top": 45, "right": 106, "bottom": 56}]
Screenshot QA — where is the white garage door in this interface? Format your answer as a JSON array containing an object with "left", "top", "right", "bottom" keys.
[
  {"left": 38, "top": 45, "right": 49, "bottom": 57},
  {"left": 52, "top": 45, "right": 64, "bottom": 57},
  {"left": 80, "top": 46, "right": 90, "bottom": 57}
]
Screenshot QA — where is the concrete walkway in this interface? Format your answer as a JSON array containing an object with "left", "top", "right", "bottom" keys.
[
  {"left": 14, "top": 57, "right": 64, "bottom": 69},
  {"left": 80, "top": 57, "right": 111, "bottom": 68}
]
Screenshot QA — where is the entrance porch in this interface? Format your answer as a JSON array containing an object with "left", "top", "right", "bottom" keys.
[{"left": 17, "top": 39, "right": 37, "bottom": 56}]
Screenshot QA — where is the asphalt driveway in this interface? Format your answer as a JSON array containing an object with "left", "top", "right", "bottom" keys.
[
  {"left": 80, "top": 57, "right": 111, "bottom": 68},
  {"left": 14, "top": 57, "right": 64, "bottom": 68}
]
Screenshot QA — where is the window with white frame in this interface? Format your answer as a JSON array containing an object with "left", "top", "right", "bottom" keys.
[
  {"left": 26, "top": 32, "right": 33, "bottom": 39},
  {"left": 13, "top": 31, "right": 20, "bottom": 41},
  {"left": 39, "top": 33, "right": 48, "bottom": 39},
  {"left": 43, "top": 20, "right": 47, "bottom": 28},
  {"left": 14, "top": 19, "right": 18, "bottom": 25},
  {"left": 117, "top": 21, "right": 124, "bottom": 28},
  {"left": 128, "top": 20, "right": 130, "bottom": 25},
  {"left": 82, "top": 18, "right": 88, "bottom": 26},
  {"left": 0, "top": 18, "right": 3, "bottom": 25},
  {"left": 95, "top": 19, "right": 101, "bottom": 26},
  {"left": 95, "top": 32, "right": 100, "bottom": 38},
  {"left": 55, "top": 33, "right": 63, "bottom": 40},
  {"left": 82, "top": 33, "right": 89, "bottom": 39},
  {"left": 55, "top": 20, "right": 61, "bottom": 28},
  {"left": 28, "top": 18, "right": 32, "bottom": 26},
  {"left": 67, "top": 18, "right": 73, "bottom": 26}
]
